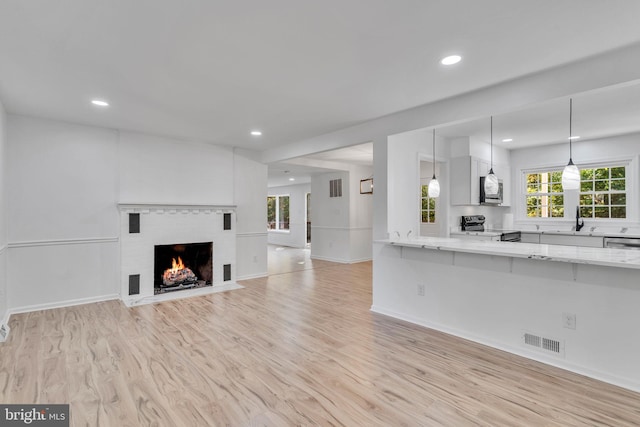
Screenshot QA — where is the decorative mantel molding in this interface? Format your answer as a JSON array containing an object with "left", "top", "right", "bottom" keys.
[{"left": 118, "top": 203, "right": 236, "bottom": 213}]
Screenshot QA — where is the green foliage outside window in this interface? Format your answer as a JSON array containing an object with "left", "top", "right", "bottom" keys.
[
  {"left": 525, "top": 171, "right": 564, "bottom": 218},
  {"left": 420, "top": 185, "right": 436, "bottom": 223},
  {"left": 267, "top": 196, "right": 276, "bottom": 229},
  {"left": 579, "top": 166, "right": 626, "bottom": 219},
  {"left": 267, "top": 195, "right": 290, "bottom": 230}
]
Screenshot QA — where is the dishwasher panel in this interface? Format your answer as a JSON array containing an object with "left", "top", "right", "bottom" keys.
[{"left": 604, "top": 237, "right": 640, "bottom": 250}]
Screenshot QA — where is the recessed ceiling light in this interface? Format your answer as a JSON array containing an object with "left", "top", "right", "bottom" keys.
[
  {"left": 250, "top": 130, "right": 262, "bottom": 136},
  {"left": 91, "top": 99, "right": 109, "bottom": 107},
  {"left": 502, "top": 138, "right": 513, "bottom": 142},
  {"left": 289, "top": 177, "right": 295, "bottom": 181},
  {"left": 440, "top": 55, "right": 462, "bottom": 65},
  {"left": 569, "top": 136, "right": 580, "bottom": 140}
]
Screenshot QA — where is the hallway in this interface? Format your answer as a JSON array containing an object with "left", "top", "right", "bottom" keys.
[{"left": 267, "top": 244, "right": 337, "bottom": 276}]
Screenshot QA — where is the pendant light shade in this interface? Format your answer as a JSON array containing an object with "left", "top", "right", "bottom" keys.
[
  {"left": 484, "top": 116, "right": 500, "bottom": 196},
  {"left": 561, "top": 160, "right": 580, "bottom": 190},
  {"left": 428, "top": 177, "right": 440, "bottom": 198},
  {"left": 561, "top": 98, "right": 580, "bottom": 190},
  {"left": 484, "top": 171, "right": 499, "bottom": 195},
  {"left": 428, "top": 129, "right": 440, "bottom": 198}
]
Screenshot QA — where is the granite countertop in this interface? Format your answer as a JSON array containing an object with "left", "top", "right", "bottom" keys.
[
  {"left": 518, "top": 229, "right": 640, "bottom": 238},
  {"left": 450, "top": 230, "right": 502, "bottom": 237},
  {"left": 377, "top": 237, "right": 640, "bottom": 269}
]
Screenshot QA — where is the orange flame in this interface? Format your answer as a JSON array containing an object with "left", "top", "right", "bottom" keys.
[{"left": 169, "top": 257, "right": 185, "bottom": 273}]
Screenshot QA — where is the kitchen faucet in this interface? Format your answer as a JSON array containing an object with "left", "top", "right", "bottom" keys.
[{"left": 575, "top": 206, "right": 584, "bottom": 232}]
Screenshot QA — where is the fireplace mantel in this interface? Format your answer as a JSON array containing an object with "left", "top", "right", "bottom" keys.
[
  {"left": 118, "top": 203, "right": 236, "bottom": 213},
  {"left": 118, "top": 202, "right": 238, "bottom": 306}
]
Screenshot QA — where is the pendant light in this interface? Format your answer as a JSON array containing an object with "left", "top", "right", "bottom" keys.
[
  {"left": 484, "top": 116, "right": 499, "bottom": 196},
  {"left": 561, "top": 98, "right": 580, "bottom": 190},
  {"left": 427, "top": 128, "right": 440, "bottom": 198}
]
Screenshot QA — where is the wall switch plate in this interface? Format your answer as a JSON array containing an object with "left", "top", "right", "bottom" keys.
[
  {"left": 417, "top": 284, "right": 425, "bottom": 296},
  {"left": 563, "top": 312, "right": 576, "bottom": 329}
]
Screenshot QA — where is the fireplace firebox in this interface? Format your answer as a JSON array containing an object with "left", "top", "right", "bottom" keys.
[{"left": 154, "top": 242, "right": 213, "bottom": 294}]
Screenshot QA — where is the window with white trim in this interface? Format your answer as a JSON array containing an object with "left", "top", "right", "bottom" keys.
[
  {"left": 525, "top": 170, "right": 564, "bottom": 218},
  {"left": 579, "top": 166, "right": 626, "bottom": 219},
  {"left": 267, "top": 195, "right": 290, "bottom": 230},
  {"left": 420, "top": 185, "right": 437, "bottom": 223}
]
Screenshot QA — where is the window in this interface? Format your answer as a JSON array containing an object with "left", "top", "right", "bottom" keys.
[
  {"left": 525, "top": 171, "right": 564, "bottom": 218},
  {"left": 579, "top": 166, "right": 626, "bottom": 219},
  {"left": 267, "top": 195, "right": 290, "bottom": 230},
  {"left": 420, "top": 185, "right": 436, "bottom": 223}
]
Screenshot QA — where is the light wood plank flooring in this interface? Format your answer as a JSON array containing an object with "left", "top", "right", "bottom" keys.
[{"left": 1, "top": 259, "right": 640, "bottom": 426}]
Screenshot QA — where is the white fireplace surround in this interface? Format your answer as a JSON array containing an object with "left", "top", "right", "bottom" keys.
[{"left": 118, "top": 203, "right": 238, "bottom": 306}]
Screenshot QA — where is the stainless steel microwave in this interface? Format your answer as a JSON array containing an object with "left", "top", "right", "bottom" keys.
[{"left": 479, "top": 176, "right": 503, "bottom": 205}]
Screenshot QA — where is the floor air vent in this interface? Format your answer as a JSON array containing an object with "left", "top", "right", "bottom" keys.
[
  {"left": 524, "top": 333, "right": 541, "bottom": 347},
  {"left": 542, "top": 337, "right": 561, "bottom": 353},
  {"left": 523, "top": 332, "right": 563, "bottom": 356}
]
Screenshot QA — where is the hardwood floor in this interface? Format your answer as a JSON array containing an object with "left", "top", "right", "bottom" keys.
[
  {"left": 1, "top": 257, "right": 640, "bottom": 426},
  {"left": 267, "top": 244, "right": 335, "bottom": 276}
]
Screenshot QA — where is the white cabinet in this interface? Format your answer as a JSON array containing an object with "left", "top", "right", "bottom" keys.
[
  {"left": 539, "top": 234, "right": 604, "bottom": 248},
  {"left": 450, "top": 156, "right": 479, "bottom": 206},
  {"left": 450, "top": 156, "right": 510, "bottom": 206}
]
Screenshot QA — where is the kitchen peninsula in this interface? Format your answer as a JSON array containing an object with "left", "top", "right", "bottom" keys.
[{"left": 372, "top": 237, "right": 640, "bottom": 392}]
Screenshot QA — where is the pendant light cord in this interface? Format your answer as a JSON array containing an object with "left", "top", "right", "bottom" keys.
[
  {"left": 432, "top": 129, "right": 436, "bottom": 179},
  {"left": 490, "top": 116, "right": 493, "bottom": 171},
  {"left": 569, "top": 98, "right": 573, "bottom": 160}
]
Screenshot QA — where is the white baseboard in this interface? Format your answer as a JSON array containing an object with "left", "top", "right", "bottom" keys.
[
  {"left": 0, "top": 311, "right": 10, "bottom": 342},
  {"left": 311, "top": 254, "right": 372, "bottom": 264},
  {"left": 348, "top": 257, "right": 372, "bottom": 264},
  {"left": 310, "top": 254, "right": 349, "bottom": 263},
  {"left": 10, "top": 294, "right": 120, "bottom": 315},
  {"left": 370, "top": 305, "right": 640, "bottom": 394},
  {"left": 236, "top": 272, "right": 268, "bottom": 281}
]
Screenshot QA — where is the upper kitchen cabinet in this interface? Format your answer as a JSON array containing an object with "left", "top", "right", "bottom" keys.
[{"left": 450, "top": 156, "right": 511, "bottom": 206}]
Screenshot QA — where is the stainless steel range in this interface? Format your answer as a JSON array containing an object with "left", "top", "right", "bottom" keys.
[
  {"left": 460, "top": 215, "right": 521, "bottom": 242},
  {"left": 461, "top": 215, "right": 486, "bottom": 231}
]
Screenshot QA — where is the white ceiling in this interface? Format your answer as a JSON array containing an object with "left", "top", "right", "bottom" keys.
[
  {"left": 2, "top": 1, "right": 640, "bottom": 152},
  {"left": 267, "top": 142, "right": 373, "bottom": 187},
  {"left": 435, "top": 82, "right": 640, "bottom": 149},
  {"left": 304, "top": 143, "right": 373, "bottom": 166}
]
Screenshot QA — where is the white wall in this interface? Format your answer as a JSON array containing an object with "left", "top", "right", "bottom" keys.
[
  {"left": 0, "top": 99, "right": 7, "bottom": 326},
  {"left": 388, "top": 128, "right": 449, "bottom": 238},
  {"left": 510, "top": 133, "right": 640, "bottom": 231},
  {"left": 119, "top": 131, "right": 234, "bottom": 205},
  {"left": 7, "top": 116, "right": 120, "bottom": 311},
  {"left": 234, "top": 149, "right": 268, "bottom": 280},
  {"left": 348, "top": 165, "right": 374, "bottom": 261},
  {"left": 267, "top": 183, "right": 310, "bottom": 248},
  {"left": 310, "top": 167, "right": 373, "bottom": 263},
  {"left": 372, "top": 137, "right": 388, "bottom": 240},
  {"left": 6, "top": 115, "right": 266, "bottom": 310},
  {"left": 310, "top": 171, "right": 350, "bottom": 262},
  {"left": 373, "top": 243, "right": 640, "bottom": 392}
]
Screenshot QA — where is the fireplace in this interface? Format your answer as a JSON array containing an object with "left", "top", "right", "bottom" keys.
[
  {"left": 118, "top": 203, "right": 237, "bottom": 305},
  {"left": 154, "top": 242, "right": 213, "bottom": 294}
]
